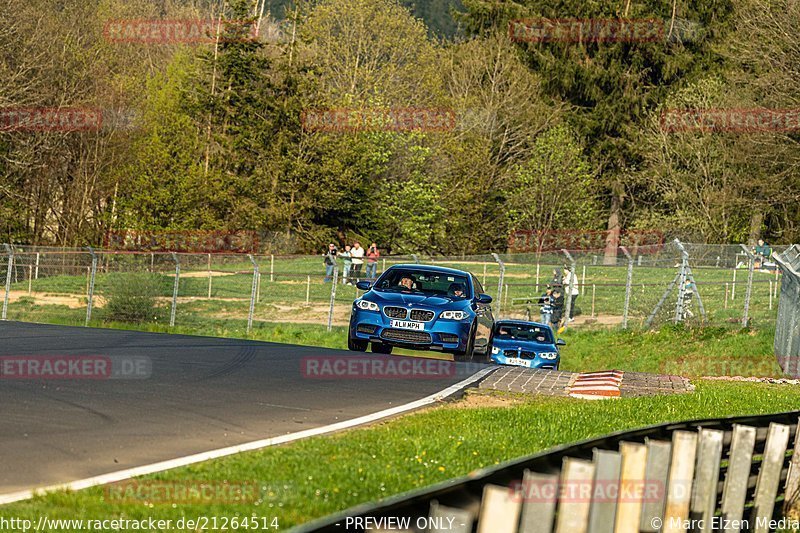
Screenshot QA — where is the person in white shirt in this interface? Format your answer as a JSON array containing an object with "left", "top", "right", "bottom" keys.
[
  {"left": 350, "top": 242, "right": 365, "bottom": 284},
  {"left": 562, "top": 265, "right": 580, "bottom": 321}
]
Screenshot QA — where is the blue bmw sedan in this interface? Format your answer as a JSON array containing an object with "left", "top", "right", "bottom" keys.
[
  {"left": 489, "top": 320, "right": 565, "bottom": 370},
  {"left": 348, "top": 264, "right": 495, "bottom": 361}
]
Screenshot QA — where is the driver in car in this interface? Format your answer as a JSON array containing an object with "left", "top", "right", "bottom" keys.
[
  {"left": 448, "top": 282, "right": 466, "bottom": 298},
  {"left": 398, "top": 275, "right": 415, "bottom": 291}
]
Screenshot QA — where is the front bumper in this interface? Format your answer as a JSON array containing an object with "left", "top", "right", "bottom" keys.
[
  {"left": 490, "top": 353, "right": 560, "bottom": 370},
  {"left": 349, "top": 307, "right": 472, "bottom": 352}
]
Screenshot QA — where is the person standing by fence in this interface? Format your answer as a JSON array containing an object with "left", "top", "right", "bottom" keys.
[
  {"left": 338, "top": 245, "right": 352, "bottom": 285},
  {"left": 350, "top": 242, "right": 365, "bottom": 283},
  {"left": 323, "top": 243, "right": 337, "bottom": 282},
  {"left": 563, "top": 265, "right": 580, "bottom": 321},
  {"left": 366, "top": 243, "right": 380, "bottom": 279}
]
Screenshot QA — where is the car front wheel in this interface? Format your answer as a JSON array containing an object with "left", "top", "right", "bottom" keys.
[
  {"left": 454, "top": 322, "right": 476, "bottom": 362},
  {"left": 348, "top": 327, "right": 368, "bottom": 352}
]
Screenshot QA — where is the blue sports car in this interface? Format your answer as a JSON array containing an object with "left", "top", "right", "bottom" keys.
[
  {"left": 349, "top": 264, "right": 495, "bottom": 361},
  {"left": 490, "top": 320, "right": 565, "bottom": 370}
]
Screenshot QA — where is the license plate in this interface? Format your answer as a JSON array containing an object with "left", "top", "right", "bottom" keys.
[
  {"left": 506, "top": 357, "right": 531, "bottom": 367},
  {"left": 391, "top": 320, "right": 424, "bottom": 330}
]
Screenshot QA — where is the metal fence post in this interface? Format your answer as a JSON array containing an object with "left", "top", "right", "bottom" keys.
[
  {"left": 327, "top": 266, "right": 339, "bottom": 332},
  {"left": 740, "top": 244, "right": 755, "bottom": 328},
  {"left": 2, "top": 244, "right": 13, "bottom": 321},
  {"left": 85, "top": 247, "right": 98, "bottom": 326},
  {"left": 270, "top": 254, "right": 274, "bottom": 282},
  {"left": 674, "top": 240, "right": 689, "bottom": 324},
  {"left": 772, "top": 245, "right": 800, "bottom": 377},
  {"left": 170, "top": 252, "right": 180, "bottom": 327},
  {"left": 411, "top": 254, "right": 419, "bottom": 264},
  {"left": 620, "top": 246, "right": 634, "bottom": 329},
  {"left": 247, "top": 254, "right": 259, "bottom": 333},
  {"left": 491, "top": 253, "right": 505, "bottom": 317},
  {"left": 561, "top": 249, "right": 576, "bottom": 327}
]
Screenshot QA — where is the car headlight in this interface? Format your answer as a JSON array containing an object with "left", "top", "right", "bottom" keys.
[
  {"left": 492, "top": 346, "right": 500, "bottom": 355},
  {"left": 440, "top": 310, "right": 468, "bottom": 320},
  {"left": 539, "top": 352, "right": 559, "bottom": 360},
  {"left": 356, "top": 300, "right": 379, "bottom": 311}
]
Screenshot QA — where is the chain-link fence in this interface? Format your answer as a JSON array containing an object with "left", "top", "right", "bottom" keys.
[
  {"left": 0, "top": 241, "right": 789, "bottom": 333},
  {"left": 773, "top": 245, "right": 800, "bottom": 376}
]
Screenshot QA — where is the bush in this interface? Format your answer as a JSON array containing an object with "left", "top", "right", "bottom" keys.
[{"left": 103, "top": 273, "right": 164, "bottom": 323}]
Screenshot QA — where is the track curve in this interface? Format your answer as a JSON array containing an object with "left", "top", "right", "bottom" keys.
[{"left": 0, "top": 322, "right": 488, "bottom": 497}]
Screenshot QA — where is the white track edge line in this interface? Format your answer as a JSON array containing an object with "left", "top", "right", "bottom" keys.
[{"left": 0, "top": 366, "right": 496, "bottom": 506}]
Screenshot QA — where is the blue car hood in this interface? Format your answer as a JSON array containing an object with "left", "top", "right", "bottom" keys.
[{"left": 492, "top": 337, "right": 557, "bottom": 352}]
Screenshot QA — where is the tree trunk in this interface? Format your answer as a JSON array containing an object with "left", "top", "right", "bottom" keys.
[
  {"left": 603, "top": 185, "right": 623, "bottom": 265},
  {"left": 747, "top": 210, "right": 763, "bottom": 246}
]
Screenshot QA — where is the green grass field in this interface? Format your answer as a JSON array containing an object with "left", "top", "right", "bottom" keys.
[{"left": 2, "top": 252, "right": 781, "bottom": 331}]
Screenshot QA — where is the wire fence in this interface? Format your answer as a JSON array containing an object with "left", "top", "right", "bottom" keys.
[{"left": 0, "top": 241, "right": 790, "bottom": 334}]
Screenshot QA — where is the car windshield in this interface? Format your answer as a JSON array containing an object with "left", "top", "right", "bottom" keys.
[
  {"left": 374, "top": 269, "right": 471, "bottom": 298},
  {"left": 494, "top": 323, "right": 553, "bottom": 343}
]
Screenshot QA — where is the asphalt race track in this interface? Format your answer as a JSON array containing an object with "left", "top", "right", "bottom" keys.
[{"left": 0, "top": 322, "right": 486, "bottom": 496}]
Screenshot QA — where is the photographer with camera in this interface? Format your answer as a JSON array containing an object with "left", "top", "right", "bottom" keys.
[{"left": 323, "top": 243, "right": 338, "bottom": 282}]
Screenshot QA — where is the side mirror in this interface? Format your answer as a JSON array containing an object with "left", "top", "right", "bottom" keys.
[
  {"left": 356, "top": 280, "right": 372, "bottom": 291},
  {"left": 556, "top": 339, "right": 566, "bottom": 346},
  {"left": 477, "top": 293, "right": 493, "bottom": 304}
]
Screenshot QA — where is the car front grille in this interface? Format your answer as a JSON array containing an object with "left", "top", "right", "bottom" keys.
[
  {"left": 380, "top": 329, "right": 432, "bottom": 344},
  {"left": 410, "top": 309, "right": 435, "bottom": 322},
  {"left": 357, "top": 324, "right": 377, "bottom": 334},
  {"left": 383, "top": 306, "right": 407, "bottom": 319},
  {"left": 504, "top": 349, "right": 536, "bottom": 359},
  {"left": 440, "top": 333, "right": 459, "bottom": 344}
]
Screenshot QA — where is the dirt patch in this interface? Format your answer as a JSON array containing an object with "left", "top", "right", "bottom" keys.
[
  {"left": 181, "top": 271, "right": 238, "bottom": 278},
  {"left": 453, "top": 390, "right": 525, "bottom": 408},
  {"left": 7, "top": 291, "right": 91, "bottom": 309}
]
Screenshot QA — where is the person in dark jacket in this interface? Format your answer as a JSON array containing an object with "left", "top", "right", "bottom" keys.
[
  {"left": 323, "top": 243, "right": 337, "bottom": 282},
  {"left": 549, "top": 286, "right": 565, "bottom": 332}
]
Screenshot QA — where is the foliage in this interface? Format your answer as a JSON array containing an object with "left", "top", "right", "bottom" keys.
[{"left": 102, "top": 273, "right": 165, "bottom": 323}]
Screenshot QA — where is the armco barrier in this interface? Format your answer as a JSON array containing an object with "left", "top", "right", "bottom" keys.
[
  {"left": 294, "top": 410, "right": 800, "bottom": 532},
  {"left": 773, "top": 245, "right": 800, "bottom": 377}
]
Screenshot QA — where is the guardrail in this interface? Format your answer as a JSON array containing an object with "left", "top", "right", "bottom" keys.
[{"left": 295, "top": 410, "right": 800, "bottom": 532}]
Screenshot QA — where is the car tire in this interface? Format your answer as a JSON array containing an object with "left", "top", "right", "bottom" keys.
[
  {"left": 454, "top": 322, "right": 477, "bottom": 362},
  {"left": 372, "top": 343, "right": 393, "bottom": 354},
  {"left": 347, "top": 327, "right": 368, "bottom": 352}
]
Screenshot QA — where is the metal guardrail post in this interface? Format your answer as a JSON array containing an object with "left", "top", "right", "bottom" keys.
[
  {"left": 561, "top": 249, "right": 576, "bottom": 328},
  {"left": 491, "top": 253, "right": 505, "bottom": 318},
  {"left": 247, "top": 254, "right": 259, "bottom": 333},
  {"left": 739, "top": 244, "right": 755, "bottom": 328},
  {"left": 170, "top": 252, "right": 180, "bottom": 327},
  {"left": 2, "top": 244, "right": 13, "bottom": 321},
  {"left": 327, "top": 266, "right": 339, "bottom": 332},
  {"left": 620, "top": 246, "right": 634, "bottom": 329},
  {"left": 85, "top": 247, "right": 98, "bottom": 326},
  {"left": 411, "top": 254, "right": 419, "bottom": 264}
]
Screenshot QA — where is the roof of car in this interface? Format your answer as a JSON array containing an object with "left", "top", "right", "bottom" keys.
[
  {"left": 386, "top": 263, "right": 472, "bottom": 277},
  {"left": 495, "top": 319, "right": 550, "bottom": 328}
]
